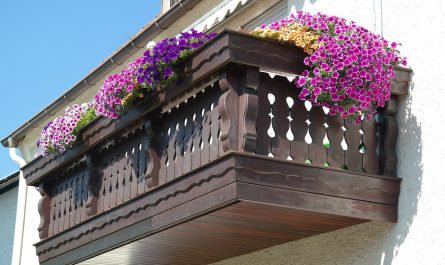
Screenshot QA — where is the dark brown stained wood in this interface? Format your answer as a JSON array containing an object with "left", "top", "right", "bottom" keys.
[
  {"left": 362, "top": 118, "right": 379, "bottom": 173},
  {"left": 182, "top": 98, "right": 194, "bottom": 175},
  {"left": 210, "top": 99, "right": 221, "bottom": 160},
  {"left": 36, "top": 155, "right": 238, "bottom": 264},
  {"left": 22, "top": 31, "right": 408, "bottom": 186},
  {"left": 218, "top": 67, "right": 239, "bottom": 153},
  {"left": 35, "top": 153, "right": 400, "bottom": 264},
  {"left": 344, "top": 119, "right": 363, "bottom": 172},
  {"left": 308, "top": 105, "right": 326, "bottom": 166},
  {"left": 201, "top": 97, "right": 212, "bottom": 165},
  {"left": 234, "top": 154, "right": 400, "bottom": 207},
  {"left": 191, "top": 99, "right": 203, "bottom": 170},
  {"left": 38, "top": 184, "right": 51, "bottom": 239},
  {"left": 254, "top": 73, "right": 272, "bottom": 156},
  {"left": 378, "top": 96, "right": 399, "bottom": 176},
  {"left": 238, "top": 66, "right": 259, "bottom": 153},
  {"left": 326, "top": 114, "right": 344, "bottom": 168},
  {"left": 290, "top": 87, "right": 309, "bottom": 163},
  {"left": 72, "top": 202, "right": 365, "bottom": 265},
  {"left": 271, "top": 76, "right": 290, "bottom": 160}
]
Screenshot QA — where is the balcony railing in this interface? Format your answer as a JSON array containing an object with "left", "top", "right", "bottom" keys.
[{"left": 22, "top": 30, "right": 410, "bottom": 265}]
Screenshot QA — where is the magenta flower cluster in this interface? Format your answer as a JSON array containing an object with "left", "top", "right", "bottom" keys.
[
  {"left": 95, "top": 29, "right": 216, "bottom": 120},
  {"left": 95, "top": 58, "right": 144, "bottom": 119},
  {"left": 137, "top": 30, "right": 216, "bottom": 88},
  {"left": 38, "top": 103, "right": 94, "bottom": 155},
  {"left": 272, "top": 11, "right": 406, "bottom": 121},
  {"left": 39, "top": 30, "right": 216, "bottom": 155}
]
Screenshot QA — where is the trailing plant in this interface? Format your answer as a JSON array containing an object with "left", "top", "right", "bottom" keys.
[
  {"left": 95, "top": 29, "right": 216, "bottom": 120},
  {"left": 38, "top": 103, "right": 95, "bottom": 155},
  {"left": 251, "top": 11, "right": 407, "bottom": 122},
  {"left": 39, "top": 30, "right": 216, "bottom": 156}
]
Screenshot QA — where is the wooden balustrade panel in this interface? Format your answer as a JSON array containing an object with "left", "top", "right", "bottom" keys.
[
  {"left": 97, "top": 127, "right": 148, "bottom": 213},
  {"left": 158, "top": 84, "right": 223, "bottom": 183},
  {"left": 254, "top": 73, "right": 380, "bottom": 173},
  {"left": 48, "top": 167, "right": 89, "bottom": 237}
]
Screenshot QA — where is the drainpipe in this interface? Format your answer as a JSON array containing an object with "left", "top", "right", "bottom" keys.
[{"left": 8, "top": 137, "right": 27, "bottom": 265}]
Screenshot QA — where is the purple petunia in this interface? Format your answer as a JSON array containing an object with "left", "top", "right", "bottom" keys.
[{"left": 257, "top": 11, "right": 407, "bottom": 121}]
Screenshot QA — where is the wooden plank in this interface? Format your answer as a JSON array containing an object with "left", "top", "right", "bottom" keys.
[
  {"left": 326, "top": 115, "right": 344, "bottom": 168},
  {"left": 290, "top": 91, "right": 309, "bottom": 163},
  {"left": 271, "top": 76, "right": 290, "bottom": 159},
  {"left": 344, "top": 119, "right": 363, "bottom": 172},
  {"left": 362, "top": 118, "right": 379, "bottom": 173},
  {"left": 308, "top": 106, "right": 326, "bottom": 166}
]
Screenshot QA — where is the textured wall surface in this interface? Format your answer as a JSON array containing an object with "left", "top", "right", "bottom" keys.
[
  {"left": 213, "top": 0, "right": 445, "bottom": 264},
  {"left": 0, "top": 187, "right": 18, "bottom": 265}
]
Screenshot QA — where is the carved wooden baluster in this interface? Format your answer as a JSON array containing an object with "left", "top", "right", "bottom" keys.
[
  {"left": 85, "top": 151, "right": 100, "bottom": 217},
  {"left": 201, "top": 101, "right": 211, "bottom": 165},
  {"left": 191, "top": 101, "right": 203, "bottom": 170},
  {"left": 238, "top": 66, "right": 259, "bottom": 153},
  {"left": 183, "top": 107, "right": 194, "bottom": 174},
  {"left": 344, "top": 119, "right": 363, "bottom": 172},
  {"left": 377, "top": 95, "right": 399, "bottom": 176},
  {"left": 271, "top": 76, "right": 291, "bottom": 159},
  {"left": 123, "top": 141, "right": 132, "bottom": 201},
  {"left": 74, "top": 174, "right": 82, "bottom": 224},
  {"left": 166, "top": 121, "right": 177, "bottom": 182},
  {"left": 362, "top": 116, "right": 379, "bottom": 173},
  {"left": 209, "top": 102, "right": 219, "bottom": 160},
  {"left": 110, "top": 152, "right": 119, "bottom": 207},
  {"left": 254, "top": 73, "right": 272, "bottom": 156},
  {"left": 68, "top": 179, "right": 75, "bottom": 227},
  {"left": 80, "top": 173, "right": 87, "bottom": 222},
  {"left": 127, "top": 138, "right": 137, "bottom": 198},
  {"left": 63, "top": 180, "right": 71, "bottom": 230},
  {"left": 308, "top": 105, "right": 326, "bottom": 166},
  {"left": 291, "top": 90, "right": 309, "bottom": 163},
  {"left": 117, "top": 151, "right": 126, "bottom": 205},
  {"left": 96, "top": 161, "right": 104, "bottom": 214},
  {"left": 58, "top": 181, "right": 65, "bottom": 232},
  {"left": 37, "top": 183, "right": 51, "bottom": 239},
  {"left": 175, "top": 113, "right": 186, "bottom": 179},
  {"left": 136, "top": 134, "right": 146, "bottom": 195},
  {"left": 144, "top": 118, "right": 160, "bottom": 190},
  {"left": 218, "top": 66, "right": 239, "bottom": 152},
  {"left": 158, "top": 125, "right": 169, "bottom": 185},
  {"left": 48, "top": 189, "right": 55, "bottom": 237},
  {"left": 53, "top": 183, "right": 60, "bottom": 233},
  {"left": 326, "top": 115, "right": 344, "bottom": 168}
]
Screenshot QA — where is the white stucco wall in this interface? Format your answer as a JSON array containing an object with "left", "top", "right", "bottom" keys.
[
  {"left": 214, "top": 0, "right": 445, "bottom": 264},
  {"left": 0, "top": 186, "right": 18, "bottom": 265}
]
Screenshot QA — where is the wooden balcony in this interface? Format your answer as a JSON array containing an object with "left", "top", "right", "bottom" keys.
[{"left": 22, "top": 30, "right": 410, "bottom": 265}]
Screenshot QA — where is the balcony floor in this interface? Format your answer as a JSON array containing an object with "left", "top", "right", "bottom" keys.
[{"left": 79, "top": 202, "right": 366, "bottom": 265}]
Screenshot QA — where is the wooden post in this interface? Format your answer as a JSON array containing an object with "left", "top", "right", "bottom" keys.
[
  {"left": 85, "top": 151, "right": 100, "bottom": 217},
  {"left": 144, "top": 117, "right": 160, "bottom": 190},
  {"left": 37, "top": 183, "right": 51, "bottom": 239}
]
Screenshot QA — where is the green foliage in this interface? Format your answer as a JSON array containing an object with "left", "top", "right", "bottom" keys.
[{"left": 73, "top": 107, "right": 97, "bottom": 136}]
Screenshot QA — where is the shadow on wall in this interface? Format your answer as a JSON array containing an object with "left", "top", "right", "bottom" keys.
[
  {"left": 381, "top": 71, "right": 421, "bottom": 265},
  {"left": 212, "top": 75, "right": 420, "bottom": 265}
]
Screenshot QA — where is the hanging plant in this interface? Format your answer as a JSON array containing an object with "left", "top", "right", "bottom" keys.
[
  {"left": 251, "top": 11, "right": 407, "bottom": 122},
  {"left": 38, "top": 103, "right": 96, "bottom": 155},
  {"left": 95, "top": 29, "right": 216, "bottom": 120},
  {"left": 39, "top": 30, "right": 216, "bottom": 156}
]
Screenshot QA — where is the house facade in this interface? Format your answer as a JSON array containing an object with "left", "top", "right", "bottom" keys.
[
  {"left": 0, "top": 172, "right": 19, "bottom": 265},
  {"left": 2, "top": 0, "right": 444, "bottom": 264}
]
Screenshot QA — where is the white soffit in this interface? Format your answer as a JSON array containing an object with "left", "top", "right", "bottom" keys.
[{"left": 185, "top": 0, "right": 251, "bottom": 32}]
